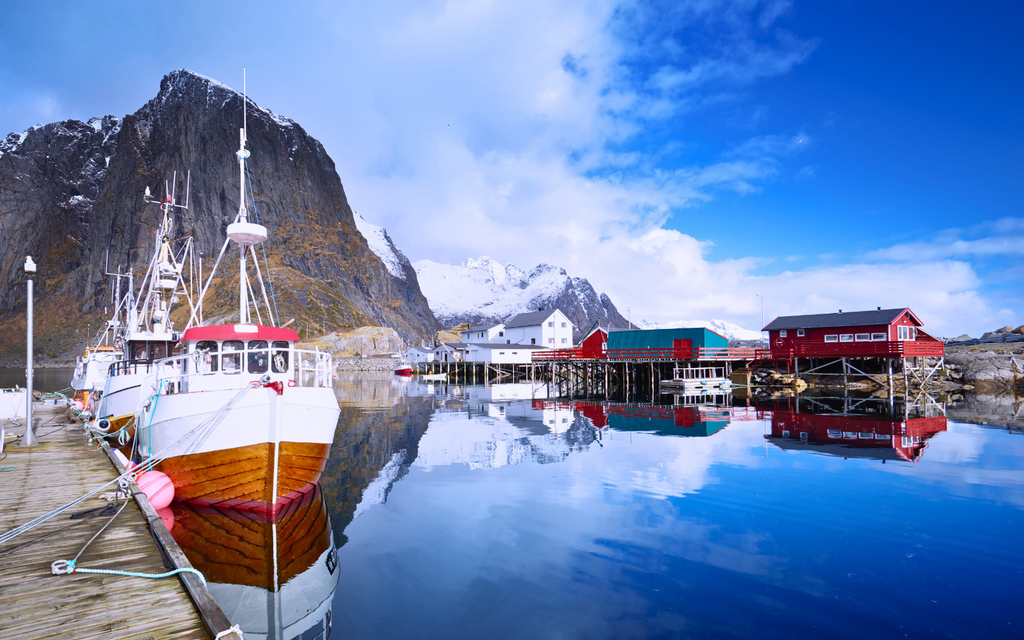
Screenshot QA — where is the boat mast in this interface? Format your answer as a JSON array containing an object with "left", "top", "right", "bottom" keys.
[
  {"left": 225, "top": 68, "right": 269, "bottom": 326},
  {"left": 237, "top": 123, "right": 249, "bottom": 324}
]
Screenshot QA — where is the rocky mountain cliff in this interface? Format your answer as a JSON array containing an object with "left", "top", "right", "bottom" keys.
[
  {"left": 413, "top": 256, "right": 631, "bottom": 340},
  {"left": 0, "top": 70, "right": 437, "bottom": 362}
]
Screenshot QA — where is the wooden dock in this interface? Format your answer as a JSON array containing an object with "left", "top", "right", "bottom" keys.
[{"left": 0, "top": 400, "right": 238, "bottom": 639}]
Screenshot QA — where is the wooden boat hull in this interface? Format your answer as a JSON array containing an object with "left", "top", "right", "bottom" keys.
[
  {"left": 140, "top": 385, "right": 339, "bottom": 517},
  {"left": 159, "top": 441, "right": 331, "bottom": 517}
]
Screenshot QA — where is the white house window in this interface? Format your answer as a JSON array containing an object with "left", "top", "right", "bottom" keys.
[
  {"left": 561, "top": 322, "right": 567, "bottom": 328},
  {"left": 499, "top": 351, "right": 505, "bottom": 355},
  {"left": 872, "top": 333, "right": 887, "bottom": 341},
  {"left": 824, "top": 335, "right": 838, "bottom": 343},
  {"left": 561, "top": 338, "right": 568, "bottom": 344},
  {"left": 548, "top": 338, "right": 554, "bottom": 344},
  {"left": 855, "top": 333, "right": 871, "bottom": 341},
  {"left": 512, "top": 351, "right": 518, "bottom": 355},
  {"left": 548, "top": 322, "right": 554, "bottom": 328},
  {"left": 797, "top": 329, "right": 805, "bottom": 337},
  {"left": 499, "top": 331, "right": 503, "bottom": 337},
  {"left": 780, "top": 330, "right": 788, "bottom": 337},
  {"left": 840, "top": 334, "right": 854, "bottom": 342}
]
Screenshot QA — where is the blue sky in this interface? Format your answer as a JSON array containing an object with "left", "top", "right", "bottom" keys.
[{"left": 1, "top": 0, "right": 1021, "bottom": 336}]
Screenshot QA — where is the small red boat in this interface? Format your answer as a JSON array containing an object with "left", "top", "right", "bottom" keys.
[{"left": 394, "top": 362, "right": 414, "bottom": 376}]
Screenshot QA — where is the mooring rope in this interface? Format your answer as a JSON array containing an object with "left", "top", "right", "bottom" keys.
[
  {"left": 51, "top": 559, "right": 207, "bottom": 585},
  {"left": 0, "top": 381, "right": 259, "bottom": 546}
]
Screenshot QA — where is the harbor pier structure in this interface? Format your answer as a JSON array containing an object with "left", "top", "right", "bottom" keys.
[
  {"left": 0, "top": 399, "right": 240, "bottom": 639},
  {"left": 421, "top": 308, "right": 946, "bottom": 400}
]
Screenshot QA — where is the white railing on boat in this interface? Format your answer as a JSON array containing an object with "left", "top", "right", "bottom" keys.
[{"left": 108, "top": 347, "right": 334, "bottom": 394}]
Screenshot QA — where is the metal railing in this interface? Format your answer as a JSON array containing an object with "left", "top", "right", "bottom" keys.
[
  {"left": 111, "top": 348, "right": 334, "bottom": 394},
  {"left": 531, "top": 346, "right": 759, "bottom": 362}
]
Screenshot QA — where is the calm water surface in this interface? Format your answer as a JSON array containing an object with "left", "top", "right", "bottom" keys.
[
  {"left": 13, "top": 368, "right": 1018, "bottom": 639},
  {"left": 318, "top": 377, "right": 1024, "bottom": 640}
]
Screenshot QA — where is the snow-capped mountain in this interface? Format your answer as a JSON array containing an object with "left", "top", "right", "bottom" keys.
[
  {"left": 412, "top": 256, "right": 629, "bottom": 337},
  {"left": 639, "top": 318, "right": 764, "bottom": 341}
]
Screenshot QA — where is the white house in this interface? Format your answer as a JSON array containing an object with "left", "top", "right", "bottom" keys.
[
  {"left": 403, "top": 346, "right": 435, "bottom": 364},
  {"left": 460, "top": 323, "right": 506, "bottom": 343},
  {"left": 433, "top": 342, "right": 469, "bottom": 362},
  {"left": 463, "top": 343, "right": 549, "bottom": 364},
  {"left": 503, "top": 309, "right": 574, "bottom": 348}
]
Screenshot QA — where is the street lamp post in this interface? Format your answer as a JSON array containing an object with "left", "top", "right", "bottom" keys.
[{"left": 23, "top": 256, "right": 36, "bottom": 447}]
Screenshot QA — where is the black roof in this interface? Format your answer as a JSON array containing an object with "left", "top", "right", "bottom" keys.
[
  {"left": 464, "top": 323, "right": 503, "bottom": 332},
  {"left": 763, "top": 308, "right": 914, "bottom": 331}
]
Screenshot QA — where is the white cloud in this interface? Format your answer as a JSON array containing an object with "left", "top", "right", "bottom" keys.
[
  {"left": 291, "top": 1, "right": 1016, "bottom": 338},
  {"left": 867, "top": 218, "right": 1024, "bottom": 261}
]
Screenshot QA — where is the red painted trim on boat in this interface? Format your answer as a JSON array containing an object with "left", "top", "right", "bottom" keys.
[{"left": 181, "top": 324, "right": 300, "bottom": 342}]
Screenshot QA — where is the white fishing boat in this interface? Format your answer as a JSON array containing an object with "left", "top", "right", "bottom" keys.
[
  {"left": 91, "top": 177, "right": 199, "bottom": 422},
  {"left": 131, "top": 88, "right": 340, "bottom": 516}
]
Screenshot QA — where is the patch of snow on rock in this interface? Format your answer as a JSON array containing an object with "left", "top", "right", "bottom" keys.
[
  {"left": 0, "top": 130, "right": 29, "bottom": 160},
  {"left": 353, "top": 212, "right": 406, "bottom": 280}
]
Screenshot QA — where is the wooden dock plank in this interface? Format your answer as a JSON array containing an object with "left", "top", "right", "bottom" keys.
[{"left": 0, "top": 403, "right": 235, "bottom": 639}]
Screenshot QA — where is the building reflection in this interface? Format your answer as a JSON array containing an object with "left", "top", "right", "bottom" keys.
[
  {"left": 538, "top": 394, "right": 752, "bottom": 439},
  {"left": 166, "top": 484, "right": 338, "bottom": 640},
  {"left": 757, "top": 394, "right": 948, "bottom": 462}
]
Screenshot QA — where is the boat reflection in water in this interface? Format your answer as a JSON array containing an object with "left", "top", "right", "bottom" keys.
[
  {"left": 166, "top": 483, "right": 338, "bottom": 640},
  {"left": 758, "top": 394, "right": 948, "bottom": 462}
]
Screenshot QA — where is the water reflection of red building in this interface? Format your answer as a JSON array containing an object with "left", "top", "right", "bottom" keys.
[
  {"left": 765, "top": 407, "right": 947, "bottom": 462},
  {"left": 532, "top": 400, "right": 759, "bottom": 438}
]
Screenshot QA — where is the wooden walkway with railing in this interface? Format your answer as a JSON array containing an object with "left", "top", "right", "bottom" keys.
[{"left": 533, "top": 346, "right": 759, "bottom": 362}]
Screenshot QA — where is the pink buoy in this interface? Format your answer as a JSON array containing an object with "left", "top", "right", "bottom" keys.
[
  {"left": 154, "top": 507, "right": 176, "bottom": 532},
  {"left": 137, "top": 470, "right": 175, "bottom": 509}
]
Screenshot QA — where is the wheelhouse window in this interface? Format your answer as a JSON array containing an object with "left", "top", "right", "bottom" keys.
[
  {"left": 248, "top": 340, "right": 269, "bottom": 374},
  {"left": 855, "top": 333, "right": 871, "bottom": 341},
  {"left": 222, "top": 340, "right": 243, "bottom": 373},
  {"left": 824, "top": 335, "right": 838, "bottom": 343},
  {"left": 271, "top": 341, "right": 290, "bottom": 373},
  {"left": 196, "top": 341, "right": 219, "bottom": 373},
  {"left": 871, "top": 333, "right": 887, "bottom": 341},
  {"left": 840, "top": 334, "right": 854, "bottom": 342}
]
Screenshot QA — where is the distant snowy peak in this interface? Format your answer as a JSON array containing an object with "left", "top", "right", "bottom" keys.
[
  {"left": 412, "top": 256, "right": 629, "bottom": 334},
  {"left": 353, "top": 212, "right": 407, "bottom": 280},
  {"left": 640, "top": 318, "right": 763, "bottom": 341}
]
